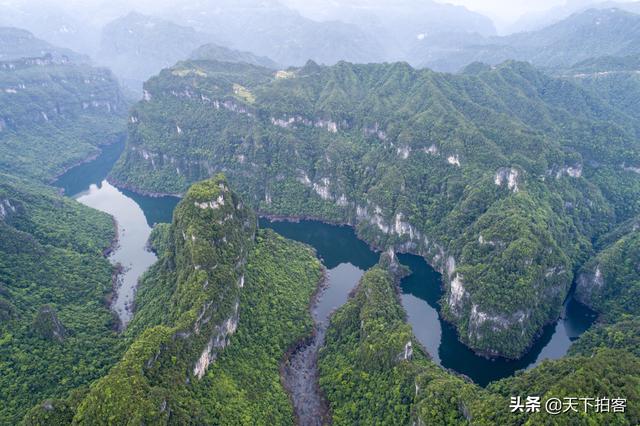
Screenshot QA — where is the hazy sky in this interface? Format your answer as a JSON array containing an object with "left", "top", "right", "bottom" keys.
[
  {"left": 437, "top": 0, "right": 567, "bottom": 22},
  {"left": 440, "top": 0, "right": 640, "bottom": 23}
]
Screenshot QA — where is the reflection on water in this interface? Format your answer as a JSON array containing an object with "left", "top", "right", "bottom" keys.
[
  {"left": 259, "top": 218, "right": 378, "bottom": 325},
  {"left": 54, "top": 140, "right": 597, "bottom": 383},
  {"left": 261, "top": 219, "right": 597, "bottom": 386},
  {"left": 76, "top": 180, "right": 158, "bottom": 327},
  {"left": 54, "top": 140, "right": 179, "bottom": 328},
  {"left": 399, "top": 252, "right": 597, "bottom": 386}
]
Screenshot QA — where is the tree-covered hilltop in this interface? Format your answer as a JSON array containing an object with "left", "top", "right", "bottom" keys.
[
  {"left": 319, "top": 257, "right": 640, "bottom": 425},
  {"left": 111, "top": 58, "right": 640, "bottom": 358},
  {"left": 189, "top": 43, "right": 279, "bottom": 69},
  {"left": 562, "top": 53, "right": 640, "bottom": 123},
  {"left": 0, "top": 53, "right": 127, "bottom": 182},
  {"left": 23, "top": 175, "right": 322, "bottom": 424},
  {"left": 0, "top": 174, "right": 122, "bottom": 424}
]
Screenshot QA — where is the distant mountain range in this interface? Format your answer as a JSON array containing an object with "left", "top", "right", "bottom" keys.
[
  {"left": 417, "top": 8, "right": 640, "bottom": 71},
  {"left": 162, "top": 0, "right": 386, "bottom": 67},
  {"left": 0, "top": 27, "right": 86, "bottom": 62},
  {"left": 97, "top": 12, "right": 218, "bottom": 92},
  {"left": 507, "top": 0, "right": 640, "bottom": 33}
]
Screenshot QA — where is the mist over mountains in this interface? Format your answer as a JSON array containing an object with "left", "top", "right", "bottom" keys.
[
  {"left": 3, "top": 1, "right": 640, "bottom": 424},
  {"left": 3, "top": 0, "right": 640, "bottom": 87}
]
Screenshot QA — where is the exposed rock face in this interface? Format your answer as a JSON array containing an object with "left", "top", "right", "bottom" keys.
[
  {"left": 32, "top": 305, "right": 66, "bottom": 343},
  {"left": 193, "top": 302, "right": 239, "bottom": 379},
  {"left": 494, "top": 167, "right": 520, "bottom": 193},
  {"left": 170, "top": 176, "right": 256, "bottom": 379},
  {"left": 576, "top": 265, "right": 605, "bottom": 306},
  {"left": 556, "top": 164, "right": 583, "bottom": 179},
  {"left": 0, "top": 199, "right": 16, "bottom": 220},
  {"left": 447, "top": 155, "right": 461, "bottom": 167},
  {"left": 448, "top": 274, "right": 467, "bottom": 316}
]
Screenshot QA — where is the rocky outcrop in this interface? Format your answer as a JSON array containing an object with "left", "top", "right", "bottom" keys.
[
  {"left": 0, "top": 199, "right": 16, "bottom": 220},
  {"left": 494, "top": 167, "right": 520, "bottom": 193},
  {"left": 32, "top": 305, "right": 67, "bottom": 343},
  {"left": 575, "top": 264, "right": 605, "bottom": 307}
]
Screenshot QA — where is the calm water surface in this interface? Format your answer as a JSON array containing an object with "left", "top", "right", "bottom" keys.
[
  {"left": 54, "top": 140, "right": 179, "bottom": 328},
  {"left": 261, "top": 219, "right": 597, "bottom": 386},
  {"left": 55, "top": 141, "right": 596, "bottom": 384}
]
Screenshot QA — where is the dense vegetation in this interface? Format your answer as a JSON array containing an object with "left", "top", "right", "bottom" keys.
[
  {"left": 111, "top": 57, "right": 640, "bottom": 358},
  {"left": 0, "top": 174, "right": 122, "bottom": 424},
  {"left": 190, "top": 43, "right": 279, "bottom": 69},
  {"left": 23, "top": 176, "right": 323, "bottom": 424},
  {"left": 319, "top": 257, "right": 640, "bottom": 425},
  {"left": 0, "top": 48, "right": 127, "bottom": 182}
]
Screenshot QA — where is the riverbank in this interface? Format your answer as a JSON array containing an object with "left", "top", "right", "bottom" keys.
[
  {"left": 101, "top": 177, "right": 597, "bottom": 385},
  {"left": 280, "top": 267, "right": 331, "bottom": 425}
]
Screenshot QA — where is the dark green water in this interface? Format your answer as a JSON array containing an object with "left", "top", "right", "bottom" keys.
[
  {"left": 260, "top": 219, "right": 597, "bottom": 387},
  {"left": 55, "top": 141, "right": 596, "bottom": 385}
]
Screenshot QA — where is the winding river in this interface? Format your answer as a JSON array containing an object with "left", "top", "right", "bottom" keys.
[
  {"left": 54, "top": 140, "right": 178, "bottom": 328},
  {"left": 54, "top": 141, "right": 596, "bottom": 387}
]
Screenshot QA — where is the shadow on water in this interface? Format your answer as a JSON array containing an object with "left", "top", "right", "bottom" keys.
[
  {"left": 53, "top": 142, "right": 597, "bottom": 385},
  {"left": 53, "top": 139, "right": 180, "bottom": 328},
  {"left": 54, "top": 139, "right": 125, "bottom": 198},
  {"left": 261, "top": 220, "right": 597, "bottom": 386},
  {"left": 399, "top": 253, "right": 597, "bottom": 386},
  {"left": 54, "top": 139, "right": 179, "bottom": 227}
]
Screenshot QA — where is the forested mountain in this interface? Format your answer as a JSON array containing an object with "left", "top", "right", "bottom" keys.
[
  {"left": 98, "top": 12, "right": 219, "bottom": 92},
  {"left": 0, "top": 50, "right": 127, "bottom": 181},
  {"left": 0, "top": 27, "right": 85, "bottom": 62},
  {"left": 22, "top": 176, "right": 324, "bottom": 424},
  {"left": 16, "top": 176, "right": 640, "bottom": 424},
  {"left": 190, "top": 44, "right": 279, "bottom": 69},
  {"left": 111, "top": 58, "right": 640, "bottom": 359},
  {"left": 2, "top": 2, "right": 640, "bottom": 424},
  {"left": 0, "top": 35, "right": 131, "bottom": 423},
  {"left": 508, "top": 0, "right": 640, "bottom": 34},
  {"left": 561, "top": 54, "right": 640, "bottom": 122},
  {"left": 0, "top": 175, "right": 122, "bottom": 424},
  {"left": 318, "top": 255, "right": 640, "bottom": 425},
  {"left": 418, "top": 8, "right": 640, "bottom": 72}
]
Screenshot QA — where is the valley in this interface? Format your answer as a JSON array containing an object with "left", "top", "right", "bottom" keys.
[{"left": 2, "top": 2, "right": 640, "bottom": 424}]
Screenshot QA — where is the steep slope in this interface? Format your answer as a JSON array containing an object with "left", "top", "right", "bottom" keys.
[
  {"left": 575, "top": 217, "right": 640, "bottom": 321},
  {"left": 98, "top": 12, "right": 218, "bottom": 92},
  {"left": 0, "top": 174, "right": 121, "bottom": 424},
  {"left": 562, "top": 54, "right": 640, "bottom": 123},
  {"left": 111, "top": 59, "right": 640, "bottom": 359},
  {"left": 25, "top": 175, "right": 323, "bottom": 424},
  {"left": 419, "top": 8, "right": 640, "bottom": 72},
  {"left": 0, "top": 54, "right": 127, "bottom": 181},
  {"left": 319, "top": 256, "right": 640, "bottom": 425}
]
